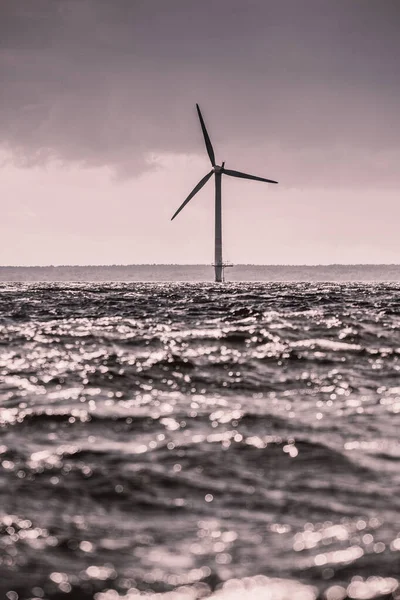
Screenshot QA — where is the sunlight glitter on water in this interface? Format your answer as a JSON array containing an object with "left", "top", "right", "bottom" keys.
[
  {"left": 2, "top": 282, "right": 400, "bottom": 598},
  {"left": 92, "top": 576, "right": 318, "bottom": 600}
]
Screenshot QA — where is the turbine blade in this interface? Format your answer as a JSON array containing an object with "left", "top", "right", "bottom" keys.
[
  {"left": 223, "top": 168, "right": 278, "bottom": 184},
  {"left": 171, "top": 171, "right": 214, "bottom": 221},
  {"left": 196, "top": 104, "right": 216, "bottom": 166}
]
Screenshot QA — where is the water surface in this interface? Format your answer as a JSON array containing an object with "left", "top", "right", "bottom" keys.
[{"left": 1, "top": 282, "right": 400, "bottom": 599}]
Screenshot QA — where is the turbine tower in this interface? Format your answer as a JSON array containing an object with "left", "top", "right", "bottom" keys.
[{"left": 171, "top": 105, "right": 278, "bottom": 282}]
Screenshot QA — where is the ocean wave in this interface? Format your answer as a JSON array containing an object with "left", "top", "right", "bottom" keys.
[{"left": 1, "top": 282, "right": 400, "bottom": 598}]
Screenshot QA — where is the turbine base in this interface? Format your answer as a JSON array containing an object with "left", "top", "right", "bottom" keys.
[{"left": 212, "top": 262, "right": 234, "bottom": 283}]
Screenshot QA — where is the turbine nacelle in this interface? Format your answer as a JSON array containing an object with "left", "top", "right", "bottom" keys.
[{"left": 213, "top": 165, "right": 223, "bottom": 174}]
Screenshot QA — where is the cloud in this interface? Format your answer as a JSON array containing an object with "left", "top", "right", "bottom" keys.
[{"left": 0, "top": 0, "right": 399, "bottom": 185}]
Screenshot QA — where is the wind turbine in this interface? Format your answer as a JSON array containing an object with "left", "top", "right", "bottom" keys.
[{"left": 171, "top": 104, "right": 278, "bottom": 282}]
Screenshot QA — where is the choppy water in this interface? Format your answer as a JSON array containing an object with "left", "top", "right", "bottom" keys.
[{"left": 1, "top": 282, "right": 400, "bottom": 600}]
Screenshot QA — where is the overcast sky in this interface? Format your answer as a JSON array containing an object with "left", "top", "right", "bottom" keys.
[{"left": 1, "top": 0, "right": 399, "bottom": 265}]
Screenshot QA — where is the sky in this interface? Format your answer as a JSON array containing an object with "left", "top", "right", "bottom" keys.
[{"left": 1, "top": 0, "right": 399, "bottom": 265}]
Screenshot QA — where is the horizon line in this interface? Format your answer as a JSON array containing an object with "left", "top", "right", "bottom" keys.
[{"left": 2, "top": 264, "right": 400, "bottom": 269}]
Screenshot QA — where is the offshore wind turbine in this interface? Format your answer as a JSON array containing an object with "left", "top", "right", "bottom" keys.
[{"left": 171, "top": 104, "right": 278, "bottom": 282}]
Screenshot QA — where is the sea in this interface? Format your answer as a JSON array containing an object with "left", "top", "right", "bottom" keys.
[{"left": 1, "top": 266, "right": 400, "bottom": 600}]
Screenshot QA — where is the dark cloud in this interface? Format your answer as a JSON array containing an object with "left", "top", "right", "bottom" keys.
[{"left": 1, "top": 0, "right": 399, "bottom": 184}]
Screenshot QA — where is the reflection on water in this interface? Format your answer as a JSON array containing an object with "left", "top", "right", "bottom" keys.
[{"left": 1, "top": 283, "right": 400, "bottom": 599}]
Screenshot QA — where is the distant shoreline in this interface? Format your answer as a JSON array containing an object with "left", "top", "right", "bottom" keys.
[
  {"left": 0, "top": 263, "right": 400, "bottom": 269},
  {"left": 1, "top": 264, "right": 400, "bottom": 282}
]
